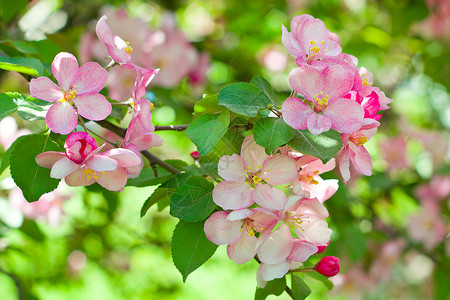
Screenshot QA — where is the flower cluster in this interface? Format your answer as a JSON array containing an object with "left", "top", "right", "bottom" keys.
[
  {"left": 204, "top": 135, "right": 338, "bottom": 287},
  {"left": 281, "top": 14, "right": 392, "bottom": 182},
  {"left": 30, "top": 14, "right": 167, "bottom": 191}
]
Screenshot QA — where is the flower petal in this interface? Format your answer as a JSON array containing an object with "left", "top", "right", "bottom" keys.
[
  {"left": 252, "top": 184, "right": 287, "bottom": 210},
  {"left": 227, "top": 232, "right": 257, "bottom": 264},
  {"left": 289, "top": 65, "right": 321, "bottom": 100},
  {"left": 338, "top": 148, "right": 351, "bottom": 183},
  {"left": 258, "top": 261, "right": 291, "bottom": 282},
  {"left": 262, "top": 154, "right": 298, "bottom": 185},
  {"left": 307, "top": 113, "right": 331, "bottom": 135},
  {"left": 101, "top": 148, "right": 141, "bottom": 168},
  {"left": 287, "top": 240, "right": 318, "bottom": 262},
  {"left": 46, "top": 102, "right": 78, "bottom": 135},
  {"left": 74, "top": 93, "right": 112, "bottom": 121},
  {"left": 282, "top": 97, "right": 311, "bottom": 130},
  {"left": 351, "top": 145, "right": 372, "bottom": 176},
  {"left": 257, "top": 223, "right": 293, "bottom": 264},
  {"left": 295, "top": 217, "right": 332, "bottom": 245},
  {"left": 30, "top": 77, "right": 64, "bottom": 102},
  {"left": 321, "top": 65, "right": 353, "bottom": 99},
  {"left": 218, "top": 154, "right": 246, "bottom": 182},
  {"left": 50, "top": 157, "right": 80, "bottom": 179},
  {"left": 240, "top": 135, "right": 268, "bottom": 171},
  {"left": 64, "top": 168, "right": 92, "bottom": 187},
  {"left": 35, "top": 152, "right": 66, "bottom": 169},
  {"left": 131, "top": 133, "right": 163, "bottom": 151},
  {"left": 212, "top": 181, "right": 253, "bottom": 210},
  {"left": 227, "top": 208, "right": 254, "bottom": 221},
  {"left": 96, "top": 168, "right": 128, "bottom": 191},
  {"left": 204, "top": 211, "right": 242, "bottom": 245},
  {"left": 51, "top": 52, "right": 79, "bottom": 91},
  {"left": 73, "top": 62, "right": 108, "bottom": 94},
  {"left": 325, "top": 98, "right": 364, "bottom": 133},
  {"left": 85, "top": 154, "right": 118, "bottom": 172}
]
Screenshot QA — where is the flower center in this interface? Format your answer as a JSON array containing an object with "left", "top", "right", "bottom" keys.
[
  {"left": 84, "top": 168, "right": 105, "bottom": 180},
  {"left": 361, "top": 74, "right": 371, "bottom": 87},
  {"left": 244, "top": 166, "right": 269, "bottom": 189},
  {"left": 349, "top": 134, "right": 368, "bottom": 146},
  {"left": 306, "top": 40, "right": 328, "bottom": 62},
  {"left": 285, "top": 212, "right": 309, "bottom": 232},
  {"left": 299, "top": 170, "right": 320, "bottom": 185},
  {"left": 60, "top": 86, "right": 78, "bottom": 103},
  {"left": 313, "top": 91, "right": 329, "bottom": 112},
  {"left": 124, "top": 42, "right": 133, "bottom": 54},
  {"left": 240, "top": 219, "right": 264, "bottom": 237}
]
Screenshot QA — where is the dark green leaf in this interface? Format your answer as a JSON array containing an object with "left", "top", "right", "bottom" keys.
[
  {"left": 140, "top": 187, "right": 170, "bottom": 217},
  {"left": 171, "top": 220, "right": 218, "bottom": 282},
  {"left": 0, "top": 56, "right": 44, "bottom": 77},
  {"left": 304, "top": 272, "right": 334, "bottom": 290},
  {"left": 20, "top": 219, "right": 45, "bottom": 241},
  {"left": 291, "top": 274, "right": 311, "bottom": 300},
  {"left": 251, "top": 75, "right": 281, "bottom": 106},
  {"left": 255, "top": 276, "right": 286, "bottom": 300},
  {"left": 15, "top": 96, "right": 51, "bottom": 121},
  {"left": 434, "top": 258, "right": 450, "bottom": 300},
  {"left": 10, "top": 134, "right": 61, "bottom": 202},
  {"left": 253, "top": 118, "right": 295, "bottom": 154},
  {"left": 170, "top": 176, "right": 215, "bottom": 222},
  {"left": 218, "top": 82, "right": 271, "bottom": 117},
  {"left": 0, "top": 0, "right": 28, "bottom": 23},
  {"left": 288, "top": 129, "right": 343, "bottom": 162},
  {"left": 194, "top": 94, "right": 222, "bottom": 116},
  {"left": 0, "top": 40, "right": 38, "bottom": 54},
  {"left": 185, "top": 110, "right": 230, "bottom": 156},
  {"left": 0, "top": 134, "right": 31, "bottom": 175},
  {"left": 0, "top": 92, "right": 19, "bottom": 120}
]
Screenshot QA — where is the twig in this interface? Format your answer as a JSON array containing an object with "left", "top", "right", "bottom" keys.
[
  {"left": 290, "top": 90, "right": 297, "bottom": 98},
  {"left": 285, "top": 286, "right": 295, "bottom": 299},
  {"left": 95, "top": 120, "right": 126, "bottom": 137},
  {"left": 78, "top": 115, "right": 88, "bottom": 132},
  {"left": 104, "top": 59, "right": 117, "bottom": 71},
  {"left": 86, "top": 127, "right": 118, "bottom": 147},
  {"left": 154, "top": 125, "right": 188, "bottom": 131}
]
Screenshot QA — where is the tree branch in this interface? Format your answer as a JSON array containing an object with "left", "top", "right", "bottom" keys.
[{"left": 154, "top": 125, "right": 188, "bottom": 131}]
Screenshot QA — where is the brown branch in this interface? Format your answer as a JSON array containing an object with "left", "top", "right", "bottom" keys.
[
  {"left": 154, "top": 125, "right": 188, "bottom": 131},
  {"left": 95, "top": 120, "right": 126, "bottom": 137},
  {"left": 285, "top": 286, "right": 295, "bottom": 299}
]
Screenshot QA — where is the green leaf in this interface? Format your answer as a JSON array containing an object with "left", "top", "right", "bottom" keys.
[
  {"left": 253, "top": 118, "right": 295, "bottom": 154},
  {"left": 291, "top": 274, "right": 311, "bottom": 300},
  {"left": 20, "top": 219, "right": 45, "bottom": 241},
  {"left": 0, "top": 40, "right": 38, "bottom": 54},
  {"left": 194, "top": 94, "right": 222, "bottom": 116},
  {"left": 9, "top": 134, "right": 61, "bottom": 202},
  {"left": 185, "top": 110, "right": 230, "bottom": 156},
  {"left": 15, "top": 96, "right": 51, "bottom": 121},
  {"left": 0, "top": 56, "right": 44, "bottom": 77},
  {"left": 434, "top": 258, "right": 450, "bottom": 300},
  {"left": 288, "top": 129, "right": 343, "bottom": 162},
  {"left": 140, "top": 187, "right": 170, "bottom": 217},
  {"left": 342, "top": 224, "right": 366, "bottom": 261},
  {"left": 0, "top": 92, "right": 19, "bottom": 120},
  {"left": 218, "top": 82, "right": 271, "bottom": 117},
  {"left": 251, "top": 75, "right": 281, "bottom": 106},
  {"left": 304, "top": 272, "right": 334, "bottom": 290},
  {"left": 171, "top": 220, "right": 218, "bottom": 282},
  {"left": 255, "top": 276, "right": 286, "bottom": 300},
  {"left": 170, "top": 176, "right": 215, "bottom": 222},
  {"left": 0, "top": 0, "right": 28, "bottom": 23},
  {"left": 0, "top": 134, "right": 30, "bottom": 175}
]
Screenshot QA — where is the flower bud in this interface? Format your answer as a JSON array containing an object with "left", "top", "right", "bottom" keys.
[
  {"left": 65, "top": 132, "right": 98, "bottom": 164},
  {"left": 190, "top": 151, "right": 201, "bottom": 160},
  {"left": 315, "top": 256, "right": 340, "bottom": 277},
  {"left": 316, "top": 240, "right": 330, "bottom": 254}
]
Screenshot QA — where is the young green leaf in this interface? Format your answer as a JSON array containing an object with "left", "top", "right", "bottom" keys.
[
  {"left": 194, "top": 94, "right": 222, "bottom": 116},
  {"left": 288, "top": 129, "right": 343, "bottom": 162},
  {"left": 251, "top": 75, "right": 281, "bottom": 107},
  {"left": 291, "top": 274, "right": 311, "bottom": 300},
  {"left": 0, "top": 92, "right": 20, "bottom": 120},
  {"left": 9, "top": 134, "right": 62, "bottom": 202},
  {"left": 218, "top": 82, "right": 270, "bottom": 117},
  {"left": 171, "top": 220, "right": 218, "bottom": 282},
  {"left": 255, "top": 276, "right": 286, "bottom": 300},
  {"left": 170, "top": 175, "right": 215, "bottom": 222},
  {"left": 0, "top": 56, "right": 44, "bottom": 77},
  {"left": 253, "top": 118, "right": 295, "bottom": 154},
  {"left": 140, "top": 187, "right": 170, "bottom": 217},
  {"left": 185, "top": 109, "right": 230, "bottom": 156}
]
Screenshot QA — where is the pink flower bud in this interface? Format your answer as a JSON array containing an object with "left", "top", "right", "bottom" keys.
[
  {"left": 64, "top": 132, "right": 98, "bottom": 164},
  {"left": 316, "top": 240, "right": 330, "bottom": 254},
  {"left": 315, "top": 256, "right": 340, "bottom": 277},
  {"left": 190, "top": 151, "right": 201, "bottom": 160}
]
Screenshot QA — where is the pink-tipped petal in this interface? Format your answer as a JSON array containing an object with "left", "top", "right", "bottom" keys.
[
  {"left": 73, "top": 62, "right": 108, "bottom": 94},
  {"left": 338, "top": 148, "right": 351, "bottom": 183},
  {"left": 131, "top": 133, "right": 163, "bottom": 151},
  {"left": 281, "top": 25, "right": 303, "bottom": 58},
  {"left": 287, "top": 240, "right": 318, "bottom": 262},
  {"left": 46, "top": 102, "right": 78, "bottom": 135},
  {"left": 306, "top": 113, "right": 331, "bottom": 135},
  {"left": 85, "top": 154, "right": 118, "bottom": 172},
  {"left": 282, "top": 97, "right": 311, "bottom": 130},
  {"left": 258, "top": 261, "right": 291, "bottom": 282},
  {"left": 212, "top": 181, "right": 253, "bottom": 210},
  {"left": 51, "top": 52, "right": 79, "bottom": 90},
  {"left": 204, "top": 211, "right": 242, "bottom": 245},
  {"left": 257, "top": 224, "right": 293, "bottom": 264},
  {"left": 289, "top": 66, "right": 321, "bottom": 99},
  {"left": 227, "top": 232, "right": 257, "bottom": 265},
  {"left": 96, "top": 168, "right": 128, "bottom": 191},
  {"left": 252, "top": 185, "right": 287, "bottom": 210},
  {"left": 227, "top": 209, "right": 254, "bottom": 221},
  {"left": 240, "top": 135, "right": 268, "bottom": 171},
  {"left": 35, "top": 152, "right": 66, "bottom": 169},
  {"left": 322, "top": 65, "right": 353, "bottom": 99},
  {"left": 50, "top": 157, "right": 80, "bottom": 179},
  {"left": 102, "top": 148, "right": 141, "bottom": 167},
  {"left": 295, "top": 217, "right": 332, "bottom": 245},
  {"left": 218, "top": 154, "right": 246, "bottom": 182},
  {"left": 325, "top": 98, "right": 364, "bottom": 133},
  {"left": 30, "top": 77, "right": 64, "bottom": 102},
  {"left": 74, "top": 93, "right": 112, "bottom": 121},
  {"left": 351, "top": 146, "right": 372, "bottom": 176},
  {"left": 262, "top": 155, "right": 297, "bottom": 185},
  {"left": 64, "top": 168, "right": 92, "bottom": 187}
]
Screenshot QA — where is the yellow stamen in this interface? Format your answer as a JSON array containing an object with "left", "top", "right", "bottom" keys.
[
  {"left": 349, "top": 134, "right": 368, "bottom": 146},
  {"left": 124, "top": 42, "right": 133, "bottom": 54},
  {"left": 84, "top": 168, "right": 100, "bottom": 180}
]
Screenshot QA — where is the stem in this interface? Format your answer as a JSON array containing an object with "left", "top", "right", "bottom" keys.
[
  {"left": 289, "top": 267, "right": 315, "bottom": 273},
  {"left": 111, "top": 103, "right": 132, "bottom": 107},
  {"left": 285, "top": 286, "right": 295, "bottom": 299},
  {"left": 86, "top": 128, "right": 118, "bottom": 147},
  {"left": 78, "top": 116, "right": 88, "bottom": 132},
  {"left": 95, "top": 120, "right": 126, "bottom": 137},
  {"left": 154, "top": 125, "right": 188, "bottom": 131},
  {"left": 104, "top": 59, "right": 117, "bottom": 71},
  {"left": 290, "top": 90, "right": 297, "bottom": 98}
]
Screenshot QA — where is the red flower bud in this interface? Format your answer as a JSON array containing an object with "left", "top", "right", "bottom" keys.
[
  {"left": 190, "top": 151, "right": 201, "bottom": 160},
  {"left": 316, "top": 240, "right": 330, "bottom": 254},
  {"left": 315, "top": 256, "right": 340, "bottom": 277}
]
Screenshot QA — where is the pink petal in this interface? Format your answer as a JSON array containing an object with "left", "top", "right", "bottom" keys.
[
  {"left": 258, "top": 261, "right": 291, "bottom": 282},
  {"left": 351, "top": 145, "right": 372, "bottom": 176},
  {"left": 102, "top": 148, "right": 141, "bottom": 167},
  {"left": 281, "top": 25, "right": 303, "bottom": 58},
  {"left": 289, "top": 66, "right": 321, "bottom": 99},
  {"left": 96, "top": 168, "right": 128, "bottom": 191},
  {"left": 300, "top": 19, "right": 329, "bottom": 53},
  {"left": 338, "top": 148, "right": 351, "bottom": 183},
  {"left": 296, "top": 198, "right": 329, "bottom": 218},
  {"left": 74, "top": 93, "right": 112, "bottom": 121},
  {"left": 212, "top": 181, "right": 253, "bottom": 210},
  {"left": 262, "top": 155, "right": 298, "bottom": 185},
  {"left": 257, "top": 223, "right": 293, "bottom": 264},
  {"left": 325, "top": 98, "right": 364, "bottom": 133},
  {"left": 51, "top": 52, "right": 79, "bottom": 91},
  {"left": 252, "top": 184, "right": 287, "bottom": 210},
  {"left": 303, "top": 178, "right": 339, "bottom": 203},
  {"left": 306, "top": 113, "right": 331, "bottom": 135},
  {"left": 136, "top": 99, "right": 155, "bottom": 132},
  {"left": 204, "top": 211, "right": 242, "bottom": 245},
  {"left": 322, "top": 65, "right": 353, "bottom": 99},
  {"left": 46, "top": 102, "right": 78, "bottom": 135},
  {"left": 35, "top": 152, "right": 66, "bottom": 169},
  {"left": 218, "top": 154, "right": 246, "bottom": 182},
  {"left": 85, "top": 154, "right": 118, "bottom": 172},
  {"left": 64, "top": 168, "right": 92, "bottom": 187},
  {"left": 73, "top": 62, "right": 108, "bottom": 94},
  {"left": 282, "top": 97, "right": 311, "bottom": 130},
  {"left": 227, "top": 232, "right": 257, "bottom": 264},
  {"left": 227, "top": 208, "right": 254, "bottom": 221},
  {"left": 131, "top": 133, "right": 163, "bottom": 151},
  {"left": 30, "top": 77, "right": 64, "bottom": 102},
  {"left": 240, "top": 135, "right": 268, "bottom": 171},
  {"left": 95, "top": 15, "right": 130, "bottom": 64},
  {"left": 50, "top": 157, "right": 80, "bottom": 179},
  {"left": 287, "top": 241, "right": 318, "bottom": 262},
  {"left": 295, "top": 217, "right": 332, "bottom": 245}
]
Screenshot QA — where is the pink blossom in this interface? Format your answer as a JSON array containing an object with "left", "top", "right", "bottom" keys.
[
  {"left": 315, "top": 256, "right": 340, "bottom": 277},
  {"left": 281, "top": 14, "right": 341, "bottom": 66},
  {"left": 0, "top": 116, "right": 31, "bottom": 149},
  {"left": 380, "top": 136, "right": 410, "bottom": 172},
  {"left": 338, "top": 120, "right": 379, "bottom": 182},
  {"left": 369, "top": 239, "right": 406, "bottom": 282},
  {"left": 415, "top": 175, "right": 450, "bottom": 203},
  {"left": 29, "top": 52, "right": 111, "bottom": 134},
  {"left": 188, "top": 52, "right": 210, "bottom": 87},
  {"left": 213, "top": 135, "right": 297, "bottom": 210},
  {"left": 283, "top": 64, "right": 364, "bottom": 135}
]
